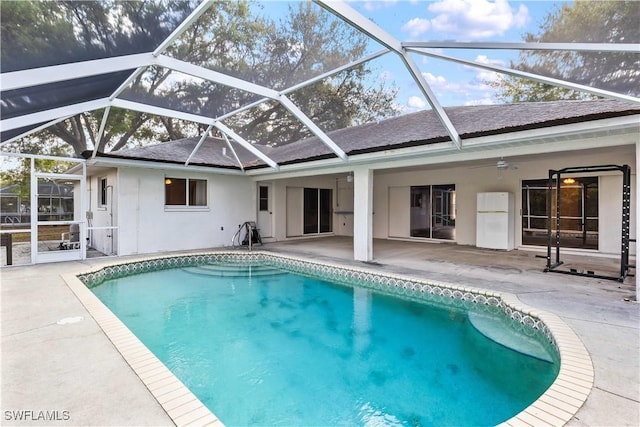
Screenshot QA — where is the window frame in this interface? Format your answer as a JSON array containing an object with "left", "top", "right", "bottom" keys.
[
  {"left": 99, "top": 177, "right": 107, "bottom": 209},
  {"left": 164, "top": 176, "right": 209, "bottom": 211}
]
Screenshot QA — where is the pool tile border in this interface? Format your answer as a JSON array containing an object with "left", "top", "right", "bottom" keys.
[{"left": 66, "top": 250, "right": 594, "bottom": 427}]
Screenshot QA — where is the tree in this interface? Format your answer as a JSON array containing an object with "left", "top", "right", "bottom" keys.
[
  {"left": 2, "top": 0, "right": 399, "bottom": 155},
  {"left": 489, "top": 0, "right": 639, "bottom": 103}
]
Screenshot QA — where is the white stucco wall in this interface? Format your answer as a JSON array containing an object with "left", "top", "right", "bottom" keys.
[
  {"left": 99, "top": 130, "right": 636, "bottom": 258},
  {"left": 268, "top": 175, "right": 340, "bottom": 241},
  {"left": 116, "top": 167, "right": 253, "bottom": 256},
  {"left": 373, "top": 145, "right": 636, "bottom": 255},
  {"left": 86, "top": 169, "right": 118, "bottom": 256}
]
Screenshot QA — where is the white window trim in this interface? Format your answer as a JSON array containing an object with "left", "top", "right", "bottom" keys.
[
  {"left": 98, "top": 177, "right": 108, "bottom": 210},
  {"left": 164, "top": 177, "right": 208, "bottom": 209}
]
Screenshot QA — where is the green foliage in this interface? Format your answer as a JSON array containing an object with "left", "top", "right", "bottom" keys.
[
  {"left": 6, "top": 0, "right": 399, "bottom": 154},
  {"left": 490, "top": 0, "right": 639, "bottom": 103}
]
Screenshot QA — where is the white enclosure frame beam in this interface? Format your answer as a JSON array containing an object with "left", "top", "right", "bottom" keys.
[
  {"left": 1, "top": 53, "right": 153, "bottom": 92},
  {"left": 113, "top": 99, "right": 280, "bottom": 170},
  {"left": 111, "top": 98, "right": 213, "bottom": 125},
  {"left": 281, "top": 49, "right": 391, "bottom": 95},
  {"left": 279, "top": 95, "right": 348, "bottom": 160},
  {"left": 155, "top": 57, "right": 347, "bottom": 161},
  {"left": 315, "top": 1, "right": 402, "bottom": 52},
  {"left": 212, "top": 121, "right": 279, "bottom": 170},
  {"left": 222, "top": 133, "right": 245, "bottom": 171},
  {"left": 152, "top": 0, "right": 214, "bottom": 57},
  {"left": 110, "top": 67, "right": 147, "bottom": 100},
  {"left": 185, "top": 124, "right": 213, "bottom": 165},
  {"left": 409, "top": 48, "right": 640, "bottom": 104},
  {"left": 214, "top": 50, "right": 391, "bottom": 126},
  {"left": 402, "top": 41, "right": 640, "bottom": 53},
  {"left": 314, "top": 0, "right": 462, "bottom": 149},
  {"left": 0, "top": 115, "right": 74, "bottom": 145},
  {"left": 0, "top": 98, "right": 111, "bottom": 132},
  {"left": 108, "top": 101, "right": 290, "bottom": 170},
  {"left": 92, "top": 106, "right": 111, "bottom": 159},
  {"left": 155, "top": 55, "right": 280, "bottom": 99}
]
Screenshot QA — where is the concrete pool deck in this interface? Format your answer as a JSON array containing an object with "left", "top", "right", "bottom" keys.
[{"left": 1, "top": 237, "right": 638, "bottom": 426}]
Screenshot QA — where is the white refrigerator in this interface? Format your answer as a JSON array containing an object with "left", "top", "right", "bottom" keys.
[{"left": 476, "top": 192, "right": 515, "bottom": 250}]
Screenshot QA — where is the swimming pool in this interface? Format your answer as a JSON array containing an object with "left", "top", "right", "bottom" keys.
[{"left": 70, "top": 252, "right": 592, "bottom": 425}]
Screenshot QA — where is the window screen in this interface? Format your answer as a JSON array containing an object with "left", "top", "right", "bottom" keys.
[{"left": 165, "top": 178, "right": 206, "bottom": 207}]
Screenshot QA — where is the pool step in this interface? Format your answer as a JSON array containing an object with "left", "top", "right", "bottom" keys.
[
  {"left": 182, "top": 264, "right": 287, "bottom": 278},
  {"left": 468, "top": 311, "right": 554, "bottom": 363}
]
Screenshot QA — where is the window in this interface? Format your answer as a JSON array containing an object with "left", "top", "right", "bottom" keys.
[
  {"left": 99, "top": 177, "right": 107, "bottom": 207},
  {"left": 303, "top": 188, "right": 332, "bottom": 234},
  {"left": 259, "top": 185, "right": 269, "bottom": 211},
  {"left": 522, "top": 178, "right": 598, "bottom": 249},
  {"left": 410, "top": 184, "right": 455, "bottom": 240},
  {"left": 165, "top": 177, "right": 207, "bottom": 207}
]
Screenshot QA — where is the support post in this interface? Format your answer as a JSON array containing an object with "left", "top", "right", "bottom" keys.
[
  {"left": 353, "top": 166, "right": 373, "bottom": 262},
  {"left": 636, "top": 140, "right": 640, "bottom": 299}
]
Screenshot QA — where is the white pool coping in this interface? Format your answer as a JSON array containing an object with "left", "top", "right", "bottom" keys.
[{"left": 62, "top": 250, "right": 594, "bottom": 427}]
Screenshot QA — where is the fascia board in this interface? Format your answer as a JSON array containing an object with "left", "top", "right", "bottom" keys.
[
  {"left": 87, "top": 156, "right": 245, "bottom": 176},
  {"left": 246, "top": 116, "right": 639, "bottom": 177}
]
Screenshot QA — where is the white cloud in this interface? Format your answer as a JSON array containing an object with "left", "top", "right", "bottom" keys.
[
  {"left": 361, "top": 0, "right": 398, "bottom": 12},
  {"left": 379, "top": 70, "right": 394, "bottom": 81},
  {"left": 428, "top": 0, "right": 529, "bottom": 39},
  {"left": 407, "top": 96, "right": 426, "bottom": 108},
  {"left": 465, "top": 97, "right": 495, "bottom": 106},
  {"left": 402, "top": 18, "right": 430, "bottom": 38},
  {"left": 468, "top": 55, "right": 505, "bottom": 83},
  {"left": 420, "top": 70, "right": 498, "bottom": 105},
  {"left": 422, "top": 72, "right": 449, "bottom": 88}
]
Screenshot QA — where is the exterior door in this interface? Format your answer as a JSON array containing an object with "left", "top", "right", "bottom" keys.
[
  {"left": 522, "top": 178, "right": 598, "bottom": 249},
  {"left": 257, "top": 183, "right": 272, "bottom": 238},
  {"left": 33, "top": 171, "right": 85, "bottom": 263}
]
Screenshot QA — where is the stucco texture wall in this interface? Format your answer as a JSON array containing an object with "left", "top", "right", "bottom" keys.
[
  {"left": 117, "top": 168, "right": 253, "bottom": 256},
  {"left": 373, "top": 145, "right": 635, "bottom": 255}
]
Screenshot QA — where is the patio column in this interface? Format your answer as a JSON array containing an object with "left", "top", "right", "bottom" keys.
[
  {"left": 353, "top": 166, "right": 373, "bottom": 261},
  {"left": 631, "top": 141, "right": 640, "bottom": 303}
]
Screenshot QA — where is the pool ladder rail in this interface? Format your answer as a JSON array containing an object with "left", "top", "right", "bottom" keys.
[{"left": 231, "top": 221, "right": 263, "bottom": 251}]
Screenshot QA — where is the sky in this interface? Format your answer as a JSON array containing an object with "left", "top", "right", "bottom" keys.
[
  {"left": 259, "top": 0, "right": 571, "bottom": 110},
  {"left": 342, "top": 0, "right": 570, "bottom": 109}
]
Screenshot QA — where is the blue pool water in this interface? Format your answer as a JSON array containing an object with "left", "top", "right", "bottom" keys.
[{"left": 91, "top": 263, "right": 558, "bottom": 426}]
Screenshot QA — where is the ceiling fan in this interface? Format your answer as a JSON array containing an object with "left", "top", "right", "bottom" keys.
[
  {"left": 470, "top": 157, "right": 518, "bottom": 170},
  {"left": 496, "top": 157, "right": 517, "bottom": 170}
]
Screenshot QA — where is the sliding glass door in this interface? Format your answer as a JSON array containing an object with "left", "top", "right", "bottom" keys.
[
  {"left": 410, "top": 184, "right": 455, "bottom": 240},
  {"left": 304, "top": 188, "right": 332, "bottom": 234},
  {"left": 522, "top": 178, "right": 598, "bottom": 249}
]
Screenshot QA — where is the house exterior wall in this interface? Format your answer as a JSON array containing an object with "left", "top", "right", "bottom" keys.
[
  {"left": 86, "top": 169, "right": 119, "bottom": 255},
  {"left": 256, "top": 143, "right": 635, "bottom": 256},
  {"left": 373, "top": 145, "right": 636, "bottom": 255},
  {"left": 268, "top": 175, "right": 340, "bottom": 241},
  {"left": 116, "top": 167, "right": 253, "bottom": 256}
]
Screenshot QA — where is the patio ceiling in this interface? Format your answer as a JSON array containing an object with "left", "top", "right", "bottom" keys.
[{"left": 1, "top": 0, "right": 639, "bottom": 172}]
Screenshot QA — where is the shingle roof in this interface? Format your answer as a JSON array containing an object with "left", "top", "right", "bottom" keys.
[
  {"left": 94, "top": 99, "right": 640, "bottom": 169},
  {"left": 94, "top": 136, "right": 273, "bottom": 169}
]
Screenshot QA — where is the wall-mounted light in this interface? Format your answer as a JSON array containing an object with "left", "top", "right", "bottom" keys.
[
  {"left": 563, "top": 178, "right": 576, "bottom": 184},
  {"left": 165, "top": 178, "right": 172, "bottom": 185},
  {"left": 346, "top": 172, "right": 353, "bottom": 183}
]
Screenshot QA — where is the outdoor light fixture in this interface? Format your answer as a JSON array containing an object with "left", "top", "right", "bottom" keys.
[
  {"left": 165, "top": 178, "right": 172, "bottom": 185},
  {"left": 563, "top": 178, "right": 576, "bottom": 184},
  {"left": 347, "top": 173, "right": 353, "bottom": 183}
]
